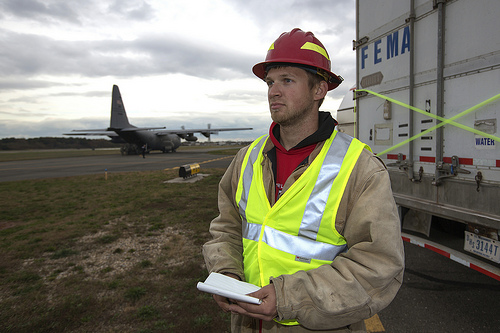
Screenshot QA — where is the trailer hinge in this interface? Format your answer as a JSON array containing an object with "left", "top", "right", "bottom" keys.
[
  {"left": 415, "top": 166, "right": 423, "bottom": 183},
  {"left": 432, "top": 155, "right": 471, "bottom": 186},
  {"left": 433, "top": 0, "right": 449, "bottom": 9},
  {"left": 475, "top": 171, "right": 482, "bottom": 192},
  {"left": 387, "top": 153, "right": 419, "bottom": 181},
  {"left": 405, "top": 12, "right": 416, "bottom": 24},
  {"left": 355, "top": 90, "right": 368, "bottom": 99},
  {"left": 353, "top": 36, "right": 369, "bottom": 50}
]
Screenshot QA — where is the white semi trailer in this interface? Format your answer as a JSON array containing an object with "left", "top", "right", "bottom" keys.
[{"left": 349, "top": 0, "right": 500, "bottom": 270}]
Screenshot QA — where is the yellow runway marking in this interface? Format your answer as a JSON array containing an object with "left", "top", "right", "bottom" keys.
[{"left": 365, "top": 314, "right": 385, "bottom": 332}]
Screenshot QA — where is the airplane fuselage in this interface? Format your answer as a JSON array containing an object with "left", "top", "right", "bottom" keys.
[{"left": 116, "top": 130, "right": 181, "bottom": 152}]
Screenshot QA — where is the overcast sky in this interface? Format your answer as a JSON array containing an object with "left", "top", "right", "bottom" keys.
[{"left": 0, "top": 0, "right": 356, "bottom": 141}]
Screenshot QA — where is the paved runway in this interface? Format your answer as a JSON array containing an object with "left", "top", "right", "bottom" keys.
[{"left": 0, "top": 150, "right": 236, "bottom": 182}]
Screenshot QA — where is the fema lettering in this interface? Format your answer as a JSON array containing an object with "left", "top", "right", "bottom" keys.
[{"left": 361, "top": 26, "right": 411, "bottom": 69}]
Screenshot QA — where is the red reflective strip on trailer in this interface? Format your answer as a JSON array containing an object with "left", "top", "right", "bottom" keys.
[
  {"left": 408, "top": 156, "right": 498, "bottom": 166},
  {"left": 420, "top": 156, "right": 435, "bottom": 163},
  {"left": 386, "top": 154, "right": 406, "bottom": 160},
  {"left": 443, "top": 157, "right": 474, "bottom": 165},
  {"left": 459, "top": 158, "right": 474, "bottom": 165},
  {"left": 401, "top": 233, "right": 500, "bottom": 282}
]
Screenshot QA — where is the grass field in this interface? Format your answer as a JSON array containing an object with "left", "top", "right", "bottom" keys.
[{"left": 0, "top": 166, "right": 232, "bottom": 332}]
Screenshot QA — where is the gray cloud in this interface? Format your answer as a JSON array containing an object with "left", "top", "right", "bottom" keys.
[
  {"left": 1, "top": 0, "right": 80, "bottom": 23},
  {"left": 0, "top": 0, "right": 355, "bottom": 85},
  {"left": 107, "top": 0, "right": 155, "bottom": 21},
  {"left": 208, "top": 90, "right": 266, "bottom": 104},
  {"left": 51, "top": 90, "right": 110, "bottom": 98},
  {"left": 0, "top": 0, "right": 155, "bottom": 25},
  {"left": 0, "top": 78, "right": 63, "bottom": 90},
  {"left": 0, "top": 0, "right": 355, "bottom": 90},
  {"left": 0, "top": 29, "right": 257, "bottom": 88},
  {"left": 227, "top": 0, "right": 354, "bottom": 36},
  {"left": 0, "top": 0, "right": 258, "bottom": 93},
  {"left": 0, "top": 117, "right": 104, "bottom": 138}
]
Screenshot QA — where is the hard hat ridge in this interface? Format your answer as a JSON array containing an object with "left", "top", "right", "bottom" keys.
[{"left": 252, "top": 28, "right": 343, "bottom": 90}]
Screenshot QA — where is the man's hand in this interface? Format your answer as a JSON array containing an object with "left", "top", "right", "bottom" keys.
[
  {"left": 212, "top": 294, "right": 233, "bottom": 313},
  {"left": 212, "top": 273, "right": 241, "bottom": 313},
  {"left": 227, "top": 284, "right": 278, "bottom": 321}
]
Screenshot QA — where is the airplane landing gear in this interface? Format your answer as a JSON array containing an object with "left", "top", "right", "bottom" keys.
[
  {"left": 162, "top": 144, "right": 175, "bottom": 153},
  {"left": 120, "top": 144, "right": 141, "bottom": 155}
]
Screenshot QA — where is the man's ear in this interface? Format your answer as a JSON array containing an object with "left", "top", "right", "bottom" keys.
[{"left": 314, "top": 81, "right": 328, "bottom": 101}]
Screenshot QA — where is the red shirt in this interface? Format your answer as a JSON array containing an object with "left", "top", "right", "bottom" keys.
[{"left": 269, "top": 123, "right": 316, "bottom": 200}]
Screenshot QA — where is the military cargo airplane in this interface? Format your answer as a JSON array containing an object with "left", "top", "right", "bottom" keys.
[{"left": 64, "top": 85, "right": 252, "bottom": 155}]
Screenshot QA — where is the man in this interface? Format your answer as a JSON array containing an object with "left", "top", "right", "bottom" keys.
[{"left": 202, "top": 28, "right": 404, "bottom": 332}]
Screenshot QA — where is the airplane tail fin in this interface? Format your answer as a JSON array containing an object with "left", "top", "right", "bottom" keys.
[{"left": 110, "top": 85, "right": 133, "bottom": 129}]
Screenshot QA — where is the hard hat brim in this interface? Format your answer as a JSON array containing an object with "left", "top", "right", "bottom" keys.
[{"left": 252, "top": 60, "right": 342, "bottom": 91}]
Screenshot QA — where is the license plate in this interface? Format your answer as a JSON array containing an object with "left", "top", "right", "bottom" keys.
[{"left": 464, "top": 231, "right": 500, "bottom": 264}]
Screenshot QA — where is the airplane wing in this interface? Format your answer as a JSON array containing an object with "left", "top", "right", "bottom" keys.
[
  {"left": 155, "top": 127, "right": 253, "bottom": 137},
  {"left": 63, "top": 130, "right": 119, "bottom": 137},
  {"left": 64, "top": 126, "right": 166, "bottom": 136},
  {"left": 118, "top": 127, "right": 166, "bottom": 132}
]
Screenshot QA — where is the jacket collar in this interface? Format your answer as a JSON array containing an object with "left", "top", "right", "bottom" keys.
[
  {"left": 263, "top": 111, "right": 337, "bottom": 154},
  {"left": 264, "top": 112, "right": 338, "bottom": 181}
]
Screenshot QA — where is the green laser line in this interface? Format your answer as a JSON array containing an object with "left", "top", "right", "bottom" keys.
[{"left": 355, "top": 89, "right": 500, "bottom": 156}]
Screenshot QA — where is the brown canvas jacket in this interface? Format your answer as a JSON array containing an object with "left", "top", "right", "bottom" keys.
[{"left": 202, "top": 136, "right": 405, "bottom": 332}]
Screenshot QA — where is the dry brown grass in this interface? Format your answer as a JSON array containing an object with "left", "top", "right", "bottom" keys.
[{"left": 0, "top": 168, "right": 231, "bottom": 332}]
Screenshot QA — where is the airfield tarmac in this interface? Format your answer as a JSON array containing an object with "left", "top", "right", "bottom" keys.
[{"left": 0, "top": 149, "right": 236, "bottom": 182}]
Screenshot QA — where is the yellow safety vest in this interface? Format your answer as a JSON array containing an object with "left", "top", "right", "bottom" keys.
[{"left": 235, "top": 130, "right": 370, "bottom": 326}]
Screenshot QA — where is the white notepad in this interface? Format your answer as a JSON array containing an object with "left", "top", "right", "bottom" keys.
[{"left": 197, "top": 272, "right": 262, "bottom": 305}]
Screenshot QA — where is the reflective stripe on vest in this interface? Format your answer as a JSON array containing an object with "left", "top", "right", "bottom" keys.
[
  {"left": 236, "top": 131, "right": 369, "bottom": 325},
  {"left": 235, "top": 134, "right": 269, "bottom": 239}
]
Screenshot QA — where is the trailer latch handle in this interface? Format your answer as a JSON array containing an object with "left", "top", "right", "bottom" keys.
[{"left": 475, "top": 171, "right": 482, "bottom": 192}]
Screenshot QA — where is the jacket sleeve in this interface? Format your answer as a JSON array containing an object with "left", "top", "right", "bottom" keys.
[
  {"left": 202, "top": 147, "right": 248, "bottom": 280},
  {"left": 272, "top": 151, "right": 405, "bottom": 330}
]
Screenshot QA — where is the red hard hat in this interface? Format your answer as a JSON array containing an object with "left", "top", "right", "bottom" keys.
[{"left": 252, "top": 28, "right": 343, "bottom": 91}]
